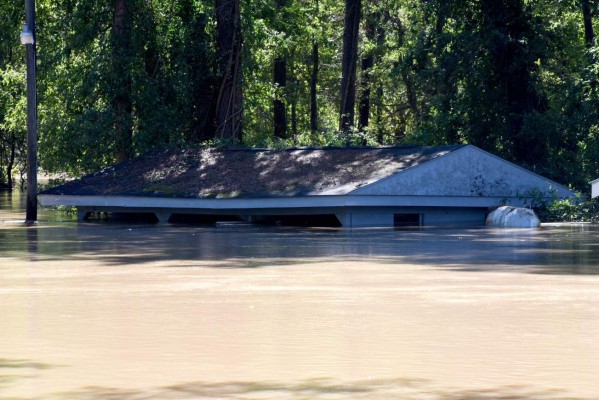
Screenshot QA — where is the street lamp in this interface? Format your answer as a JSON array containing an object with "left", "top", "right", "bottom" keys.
[{"left": 22, "top": 0, "right": 37, "bottom": 223}]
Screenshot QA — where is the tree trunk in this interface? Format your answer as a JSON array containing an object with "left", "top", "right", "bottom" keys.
[
  {"left": 358, "top": 56, "right": 373, "bottom": 134},
  {"left": 7, "top": 137, "right": 15, "bottom": 190},
  {"left": 273, "top": 56, "right": 287, "bottom": 139},
  {"left": 1, "top": 134, "right": 16, "bottom": 190},
  {"left": 214, "top": 0, "right": 243, "bottom": 141},
  {"left": 434, "top": 2, "right": 458, "bottom": 144},
  {"left": 289, "top": 53, "right": 298, "bottom": 142},
  {"left": 358, "top": 7, "right": 378, "bottom": 134},
  {"left": 375, "top": 84, "right": 384, "bottom": 143},
  {"left": 396, "top": 17, "right": 419, "bottom": 121},
  {"left": 310, "top": 41, "right": 319, "bottom": 135},
  {"left": 310, "top": 0, "right": 320, "bottom": 136},
  {"left": 339, "top": 0, "right": 361, "bottom": 133},
  {"left": 582, "top": 0, "right": 597, "bottom": 91},
  {"left": 112, "top": 0, "right": 133, "bottom": 163},
  {"left": 481, "top": 0, "right": 545, "bottom": 164},
  {"left": 582, "top": 0, "right": 595, "bottom": 47},
  {"left": 273, "top": 0, "right": 288, "bottom": 139},
  {"left": 402, "top": 68, "right": 419, "bottom": 119}
]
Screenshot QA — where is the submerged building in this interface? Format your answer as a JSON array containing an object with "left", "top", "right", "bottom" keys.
[
  {"left": 592, "top": 178, "right": 599, "bottom": 198},
  {"left": 40, "top": 145, "right": 576, "bottom": 228}
]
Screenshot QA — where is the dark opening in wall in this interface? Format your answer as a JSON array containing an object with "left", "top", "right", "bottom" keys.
[
  {"left": 258, "top": 214, "right": 342, "bottom": 227},
  {"left": 108, "top": 212, "right": 159, "bottom": 223},
  {"left": 168, "top": 214, "right": 242, "bottom": 225},
  {"left": 394, "top": 213, "right": 422, "bottom": 228}
]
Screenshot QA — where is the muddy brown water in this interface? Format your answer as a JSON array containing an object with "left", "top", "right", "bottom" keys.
[{"left": 2, "top": 191, "right": 599, "bottom": 399}]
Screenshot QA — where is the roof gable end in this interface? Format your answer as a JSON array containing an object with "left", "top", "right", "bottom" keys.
[{"left": 350, "top": 145, "right": 575, "bottom": 199}]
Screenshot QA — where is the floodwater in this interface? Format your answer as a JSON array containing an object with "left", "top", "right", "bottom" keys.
[{"left": 2, "top": 192, "right": 599, "bottom": 399}]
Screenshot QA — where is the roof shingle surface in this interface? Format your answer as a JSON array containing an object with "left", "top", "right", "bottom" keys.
[{"left": 42, "top": 145, "right": 464, "bottom": 198}]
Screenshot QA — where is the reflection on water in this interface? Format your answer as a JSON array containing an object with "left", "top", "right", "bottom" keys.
[
  {"left": 2, "top": 191, "right": 599, "bottom": 399},
  {"left": 3, "top": 216, "right": 599, "bottom": 274},
  {"left": 0, "top": 190, "right": 77, "bottom": 224}
]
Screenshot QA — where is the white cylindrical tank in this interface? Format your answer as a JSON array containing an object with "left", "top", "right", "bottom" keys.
[{"left": 486, "top": 206, "right": 541, "bottom": 228}]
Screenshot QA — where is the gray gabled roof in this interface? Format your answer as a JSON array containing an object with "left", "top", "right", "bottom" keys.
[{"left": 41, "top": 145, "right": 465, "bottom": 199}]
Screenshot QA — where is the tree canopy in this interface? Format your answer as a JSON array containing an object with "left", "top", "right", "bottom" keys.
[{"left": 1, "top": 0, "right": 599, "bottom": 193}]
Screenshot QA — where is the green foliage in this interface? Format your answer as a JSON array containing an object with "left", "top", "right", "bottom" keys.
[
  {"left": 0, "top": 0, "right": 27, "bottom": 188},
  {"left": 36, "top": 0, "right": 218, "bottom": 175},
  {"left": 539, "top": 197, "right": 599, "bottom": 223},
  {"left": 241, "top": 0, "right": 343, "bottom": 143}
]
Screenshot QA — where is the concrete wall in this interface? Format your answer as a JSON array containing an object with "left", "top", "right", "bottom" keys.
[{"left": 352, "top": 146, "right": 574, "bottom": 201}]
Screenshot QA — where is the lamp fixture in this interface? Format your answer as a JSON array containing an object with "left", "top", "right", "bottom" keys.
[{"left": 20, "top": 24, "right": 34, "bottom": 45}]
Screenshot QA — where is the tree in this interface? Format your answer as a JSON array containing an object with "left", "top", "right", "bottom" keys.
[
  {"left": 214, "top": 0, "right": 243, "bottom": 141},
  {"left": 309, "top": 0, "right": 320, "bottom": 136},
  {"left": 0, "top": 0, "right": 27, "bottom": 189},
  {"left": 358, "top": 1, "right": 383, "bottom": 135},
  {"left": 310, "top": 38, "right": 319, "bottom": 135},
  {"left": 134, "top": 0, "right": 217, "bottom": 145},
  {"left": 112, "top": 0, "right": 133, "bottom": 163},
  {"left": 339, "top": 0, "right": 361, "bottom": 133},
  {"left": 479, "top": 0, "right": 547, "bottom": 164},
  {"left": 0, "top": 67, "right": 26, "bottom": 190},
  {"left": 273, "top": 0, "right": 288, "bottom": 139},
  {"left": 582, "top": 0, "right": 595, "bottom": 47}
]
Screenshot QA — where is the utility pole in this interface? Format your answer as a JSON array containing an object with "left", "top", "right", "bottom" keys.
[{"left": 21, "top": 0, "right": 37, "bottom": 222}]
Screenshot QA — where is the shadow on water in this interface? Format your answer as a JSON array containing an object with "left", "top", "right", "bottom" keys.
[
  {"left": 0, "top": 358, "right": 54, "bottom": 390},
  {"left": 8, "top": 379, "right": 591, "bottom": 400},
  {"left": 2, "top": 219, "right": 599, "bottom": 275}
]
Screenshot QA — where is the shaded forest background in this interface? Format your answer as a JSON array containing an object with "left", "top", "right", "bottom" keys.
[{"left": 2, "top": 0, "right": 599, "bottom": 193}]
